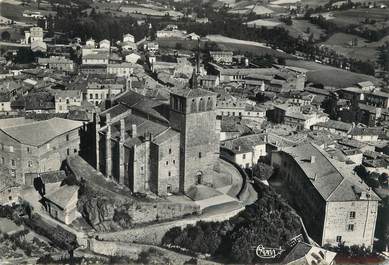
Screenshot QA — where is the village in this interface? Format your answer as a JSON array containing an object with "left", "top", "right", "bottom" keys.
[{"left": 0, "top": 0, "right": 389, "bottom": 264}]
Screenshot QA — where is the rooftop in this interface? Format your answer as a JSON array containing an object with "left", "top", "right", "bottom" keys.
[
  {"left": 45, "top": 185, "right": 79, "bottom": 210},
  {"left": 1, "top": 118, "right": 83, "bottom": 147},
  {"left": 282, "top": 143, "right": 380, "bottom": 202}
]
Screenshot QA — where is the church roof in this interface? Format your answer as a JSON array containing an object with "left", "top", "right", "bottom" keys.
[{"left": 170, "top": 88, "right": 215, "bottom": 98}]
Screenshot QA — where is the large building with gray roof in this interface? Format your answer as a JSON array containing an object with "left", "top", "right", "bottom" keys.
[{"left": 271, "top": 142, "right": 380, "bottom": 248}]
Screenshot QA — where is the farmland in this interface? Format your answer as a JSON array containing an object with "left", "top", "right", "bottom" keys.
[
  {"left": 285, "top": 59, "right": 381, "bottom": 87},
  {"left": 282, "top": 19, "right": 327, "bottom": 40},
  {"left": 320, "top": 33, "right": 389, "bottom": 62}
]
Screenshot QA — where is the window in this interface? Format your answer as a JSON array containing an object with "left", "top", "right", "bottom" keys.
[
  {"left": 28, "top": 161, "right": 32, "bottom": 167},
  {"left": 66, "top": 134, "right": 70, "bottom": 141},
  {"left": 169, "top": 148, "right": 172, "bottom": 154},
  {"left": 242, "top": 154, "right": 246, "bottom": 159},
  {"left": 347, "top": 224, "right": 354, "bottom": 231},
  {"left": 198, "top": 152, "right": 202, "bottom": 158},
  {"left": 173, "top": 160, "right": 175, "bottom": 164},
  {"left": 141, "top": 166, "right": 143, "bottom": 171},
  {"left": 74, "top": 149, "right": 77, "bottom": 153},
  {"left": 166, "top": 161, "right": 169, "bottom": 165},
  {"left": 95, "top": 94, "right": 98, "bottom": 99},
  {"left": 9, "top": 146, "right": 13, "bottom": 152},
  {"left": 89, "top": 94, "right": 93, "bottom": 99},
  {"left": 67, "top": 149, "right": 70, "bottom": 156},
  {"left": 66, "top": 99, "right": 70, "bottom": 104},
  {"left": 168, "top": 171, "right": 171, "bottom": 177},
  {"left": 1, "top": 157, "right": 3, "bottom": 164},
  {"left": 8, "top": 196, "right": 12, "bottom": 201},
  {"left": 336, "top": 236, "right": 342, "bottom": 243},
  {"left": 10, "top": 169, "right": 15, "bottom": 177},
  {"left": 26, "top": 147, "right": 30, "bottom": 153},
  {"left": 349, "top": 211, "right": 356, "bottom": 219},
  {"left": 11, "top": 159, "right": 15, "bottom": 166}
]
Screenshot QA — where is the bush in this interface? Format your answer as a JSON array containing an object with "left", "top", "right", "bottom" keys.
[
  {"left": 161, "top": 183, "right": 302, "bottom": 263},
  {"left": 23, "top": 214, "right": 78, "bottom": 251}
]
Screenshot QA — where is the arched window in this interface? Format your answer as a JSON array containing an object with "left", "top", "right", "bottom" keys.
[
  {"left": 206, "top": 97, "right": 213, "bottom": 110},
  {"left": 191, "top": 99, "right": 197, "bottom": 113},
  {"left": 199, "top": 98, "right": 206, "bottom": 112}
]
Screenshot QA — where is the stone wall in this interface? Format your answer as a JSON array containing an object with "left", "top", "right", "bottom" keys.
[
  {"left": 323, "top": 200, "right": 378, "bottom": 248},
  {"left": 98, "top": 207, "right": 243, "bottom": 245},
  {"left": 130, "top": 201, "right": 200, "bottom": 224}
]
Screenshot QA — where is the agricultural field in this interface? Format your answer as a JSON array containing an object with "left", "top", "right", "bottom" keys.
[
  {"left": 316, "top": 8, "right": 389, "bottom": 29},
  {"left": 245, "top": 19, "right": 281, "bottom": 28},
  {"left": 282, "top": 19, "right": 327, "bottom": 40},
  {"left": 285, "top": 59, "right": 381, "bottom": 87},
  {"left": 320, "top": 33, "right": 389, "bottom": 62},
  {"left": 120, "top": 5, "right": 183, "bottom": 18}
]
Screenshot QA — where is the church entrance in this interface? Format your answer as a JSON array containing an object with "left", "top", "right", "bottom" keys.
[{"left": 196, "top": 171, "right": 203, "bottom": 185}]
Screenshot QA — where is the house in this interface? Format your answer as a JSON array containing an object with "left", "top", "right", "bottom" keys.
[
  {"left": 0, "top": 179, "right": 21, "bottom": 205},
  {"left": 123, "top": 33, "right": 135, "bottom": 43},
  {"left": 268, "top": 104, "right": 328, "bottom": 130},
  {"left": 365, "top": 90, "right": 389, "bottom": 108},
  {"left": 25, "top": 170, "right": 67, "bottom": 194},
  {"left": 348, "top": 127, "right": 384, "bottom": 142},
  {"left": 24, "top": 92, "right": 55, "bottom": 113},
  {"left": 107, "top": 63, "right": 134, "bottom": 77},
  {"left": 99, "top": 39, "right": 111, "bottom": 50},
  {"left": 271, "top": 142, "right": 380, "bottom": 247},
  {"left": 53, "top": 90, "right": 82, "bottom": 113},
  {"left": 45, "top": 185, "right": 79, "bottom": 225},
  {"left": 311, "top": 120, "right": 353, "bottom": 136},
  {"left": 221, "top": 134, "right": 266, "bottom": 168},
  {"left": 38, "top": 56, "right": 75, "bottom": 72},
  {"left": 0, "top": 118, "right": 83, "bottom": 184},
  {"left": 84, "top": 82, "right": 124, "bottom": 106},
  {"left": 125, "top": 53, "right": 141, "bottom": 64},
  {"left": 82, "top": 52, "right": 109, "bottom": 65},
  {"left": 216, "top": 95, "right": 265, "bottom": 122},
  {"left": 199, "top": 75, "right": 219, "bottom": 88},
  {"left": 210, "top": 51, "right": 233, "bottom": 65},
  {"left": 283, "top": 242, "right": 337, "bottom": 265},
  {"left": 0, "top": 93, "right": 12, "bottom": 113},
  {"left": 356, "top": 81, "right": 375, "bottom": 91},
  {"left": 186, "top": 33, "right": 200, "bottom": 40},
  {"left": 143, "top": 42, "right": 159, "bottom": 53}
]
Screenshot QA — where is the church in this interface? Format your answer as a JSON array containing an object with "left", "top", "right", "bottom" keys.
[{"left": 96, "top": 87, "right": 221, "bottom": 196}]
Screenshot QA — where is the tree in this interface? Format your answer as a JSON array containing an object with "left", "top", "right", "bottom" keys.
[
  {"left": 1, "top": 31, "right": 11, "bottom": 41},
  {"left": 377, "top": 42, "right": 389, "bottom": 71},
  {"left": 253, "top": 162, "right": 274, "bottom": 181}
]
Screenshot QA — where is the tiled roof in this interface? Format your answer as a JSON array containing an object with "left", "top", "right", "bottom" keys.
[
  {"left": 221, "top": 134, "right": 265, "bottom": 154},
  {"left": 170, "top": 88, "right": 215, "bottom": 98},
  {"left": 282, "top": 143, "right": 380, "bottom": 202},
  {"left": 1, "top": 118, "right": 83, "bottom": 146},
  {"left": 45, "top": 185, "right": 79, "bottom": 210}
]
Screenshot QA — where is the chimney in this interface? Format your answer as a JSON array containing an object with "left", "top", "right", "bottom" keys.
[
  {"left": 120, "top": 119, "right": 125, "bottom": 141},
  {"left": 310, "top": 155, "right": 316, "bottom": 164},
  {"left": 131, "top": 124, "right": 137, "bottom": 138}
]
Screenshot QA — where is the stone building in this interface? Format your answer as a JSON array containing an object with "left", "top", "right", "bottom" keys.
[
  {"left": 271, "top": 143, "right": 380, "bottom": 247},
  {"left": 96, "top": 88, "right": 220, "bottom": 196},
  {"left": 54, "top": 90, "right": 82, "bottom": 113},
  {"left": 0, "top": 118, "right": 83, "bottom": 185},
  {"left": 45, "top": 185, "right": 79, "bottom": 225},
  {"left": 221, "top": 134, "right": 266, "bottom": 168}
]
